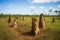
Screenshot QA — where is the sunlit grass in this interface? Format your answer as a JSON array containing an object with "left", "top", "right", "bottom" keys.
[{"left": 0, "top": 15, "right": 60, "bottom": 40}]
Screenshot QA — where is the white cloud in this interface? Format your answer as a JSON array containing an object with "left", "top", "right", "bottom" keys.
[
  {"left": 49, "top": 7, "right": 55, "bottom": 11},
  {"left": 29, "top": 6, "right": 35, "bottom": 9},
  {"left": 39, "top": 7, "right": 44, "bottom": 13},
  {"left": 49, "top": 7, "right": 53, "bottom": 10},
  {"left": 40, "top": 7, "right": 44, "bottom": 9},
  {"left": 53, "top": 8, "right": 55, "bottom": 11},
  {"left": 28, "top": 0, "right": 60, "bottom": 3},
  {"left": 29, "top": 6, "right": 36, "bottom": 10},
  {"left": 58, "top": 5, "right": 60, "bottom": 8},
  {"left": 9, "top": 4, "right": 12, "bottom": 7}
]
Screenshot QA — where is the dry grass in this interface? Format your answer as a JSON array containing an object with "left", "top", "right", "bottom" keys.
[{"left": 0, "top": 15, "right": 60, "bottom": 40}]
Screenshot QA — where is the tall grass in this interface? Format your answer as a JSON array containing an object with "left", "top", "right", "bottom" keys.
[{"left": 0, "top": 15, "right": 60, "bottom": 40}]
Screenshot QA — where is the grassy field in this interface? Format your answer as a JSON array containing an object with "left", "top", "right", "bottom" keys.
[{"left": 0, "top": 15, "right": 60, "bottom": 40}]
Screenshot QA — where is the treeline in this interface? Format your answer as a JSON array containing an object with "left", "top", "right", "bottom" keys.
[{"left": 0, "top": 14, "right": 60, "bottom": 18}]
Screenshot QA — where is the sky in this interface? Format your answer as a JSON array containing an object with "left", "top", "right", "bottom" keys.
[{"left": 0, "top": 0, "right": 60, "bottom": 15}]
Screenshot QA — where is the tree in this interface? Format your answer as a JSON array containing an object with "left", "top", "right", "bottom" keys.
[
  {"left": 58, "top": 11, "right": 60, "bottom": 15},
  {"left": 55, "top": 10, "right": 58, "bottom": 14},
  {"left": 48, "top": 9, "right": 53, "bottom": 15},
  {"left": 49, "top": 8, "right": 55, "bottom": 23},
  {"left": 54, "top": 10, "right": 60, "bottom": 15}
]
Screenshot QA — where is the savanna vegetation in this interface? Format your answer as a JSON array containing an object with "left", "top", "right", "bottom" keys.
[{"left": 0, "top": 14, "right": 60, "bottom": 40}]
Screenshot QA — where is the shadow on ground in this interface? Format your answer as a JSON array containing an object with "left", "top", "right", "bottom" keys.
[
  {"left": 22, "top": 31, "right": 34, "bottom": 36},
  {"left": 14, "top": 28, "right": 60, "bottom": 40}
]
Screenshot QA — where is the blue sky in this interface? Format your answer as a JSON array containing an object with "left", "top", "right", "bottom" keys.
[{"left": 0, "top": 0, "right": 60, "bottom": 15}]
